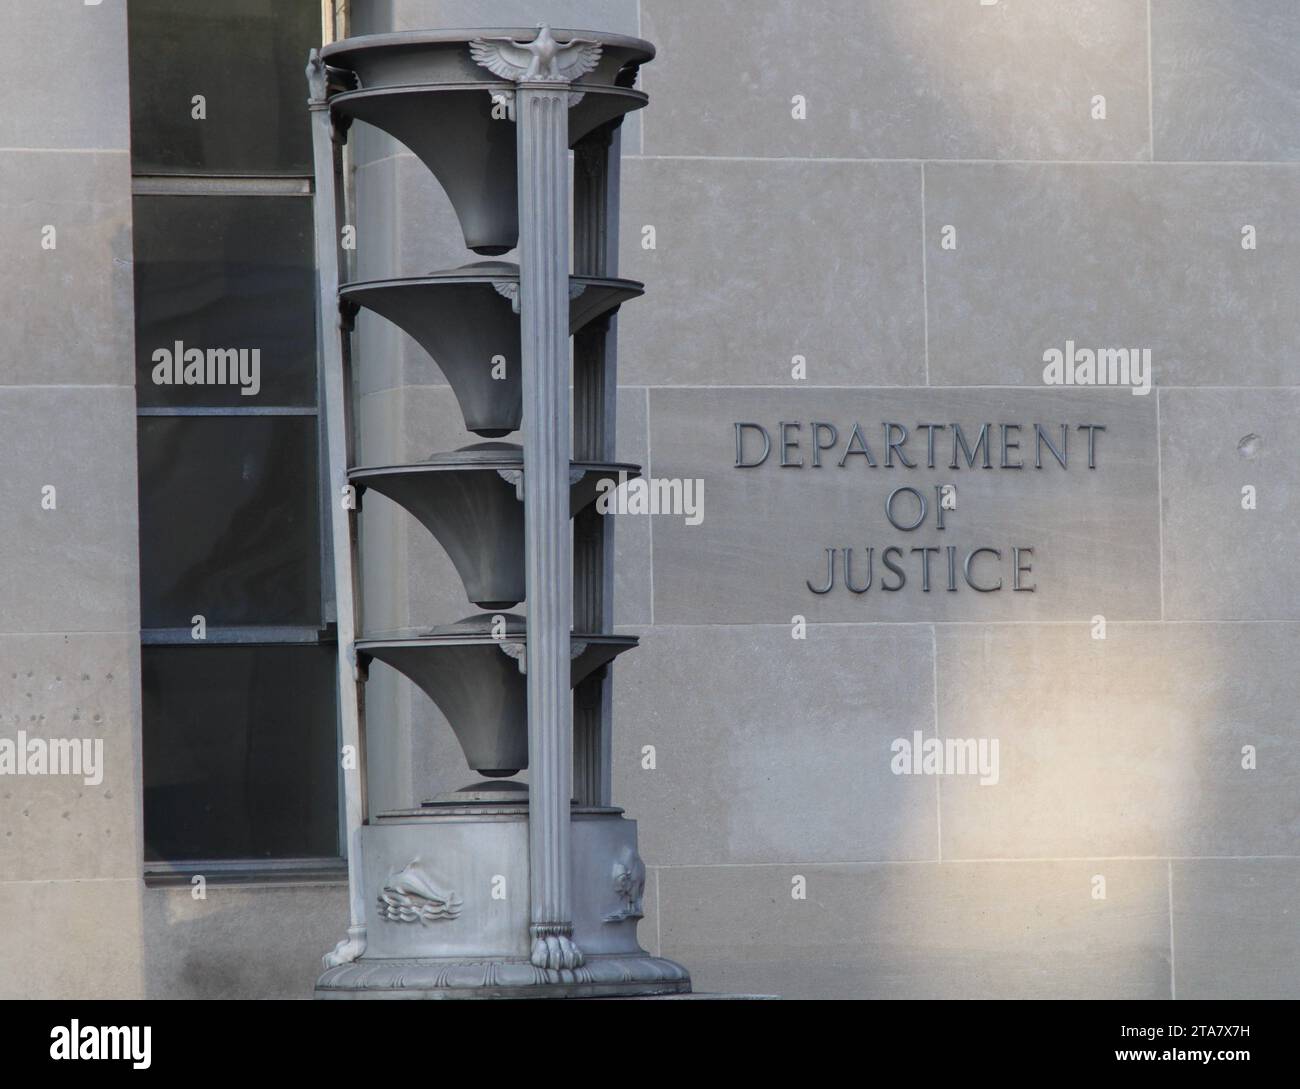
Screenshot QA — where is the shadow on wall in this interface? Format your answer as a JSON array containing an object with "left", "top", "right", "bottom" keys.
[{"left": 142, "top": 884, "right": 348, "bottom": 999}]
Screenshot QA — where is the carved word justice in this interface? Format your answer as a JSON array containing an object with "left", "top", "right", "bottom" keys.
[{"left": 734, "top": 420, "right": 1106, "bottom": 595}]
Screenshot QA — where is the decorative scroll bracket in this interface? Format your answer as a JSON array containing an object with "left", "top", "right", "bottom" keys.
[
  {"left": 493, "top": 278, "right": 586, "bottom": 316},
  {"left": 497, "top": 639, "right": 589, "bottom": 676},
  {"left": 495, "top": 465, "right": 585, "bottom": 501}
]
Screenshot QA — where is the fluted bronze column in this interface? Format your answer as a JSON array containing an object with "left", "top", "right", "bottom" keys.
[
  {"left": 307, "top": 50, "right": 368, "bottom": 970},
  {"left": 573, "top": 123, "right": 619, "bottom": 807},
  {"left": 516, "top": 81, "right": 581, "bottom": 971}
]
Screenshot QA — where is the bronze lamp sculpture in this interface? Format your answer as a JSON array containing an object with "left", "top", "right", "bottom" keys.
[{"left": 307, "top": 24, "right": 691, "bottom": 997}]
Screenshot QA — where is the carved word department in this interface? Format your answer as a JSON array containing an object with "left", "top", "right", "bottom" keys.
[{"left": 734, "top": 419, "right": 1107, "bottom": 596}]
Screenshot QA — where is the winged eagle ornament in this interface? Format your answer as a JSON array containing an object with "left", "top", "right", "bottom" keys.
[{"left": 469, "top": 24, "right": 602, "bottom": 84}]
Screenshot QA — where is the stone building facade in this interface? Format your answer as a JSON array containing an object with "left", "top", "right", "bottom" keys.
[{"left": 1, "top": 0, "right": 1296, "bottom": 998}]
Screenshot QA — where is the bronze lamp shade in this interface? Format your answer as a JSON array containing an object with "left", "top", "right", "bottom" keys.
[
  {"left": 342, "top": 262, "right": 642, "bottom": 437},
  {"left": 358, "top": 614, "right": 637, "bottom": 776}
]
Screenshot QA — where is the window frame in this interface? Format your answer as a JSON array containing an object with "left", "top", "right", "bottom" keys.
[{"left": 128, "top": 3, "right": 345, "bottom": 883}]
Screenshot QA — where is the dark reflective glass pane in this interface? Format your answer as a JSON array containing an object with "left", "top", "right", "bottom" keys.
[
  {"left": 138, "top": 415, "right": 322, "bottom": 628},
  {"left": 134, "top": 194, "right": 317, "bottom": 408},
  {"left": 128, "top": 0, "right": 319, "bottom": 175},
  {"left": 143, "top": 644, "right": 339, "bottom": 861}
]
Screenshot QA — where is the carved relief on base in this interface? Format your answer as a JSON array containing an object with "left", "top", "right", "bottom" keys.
[
  {"left": 377, "top": 858, "right": 463, "bottom": 924},
  {"left": 604, "top": 844, "right": 646, "bottom": 923}
]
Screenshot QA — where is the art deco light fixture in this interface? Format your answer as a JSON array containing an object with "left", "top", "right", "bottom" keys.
[{"left": 306, "top": 25, "right": 691, "bottom": 998}]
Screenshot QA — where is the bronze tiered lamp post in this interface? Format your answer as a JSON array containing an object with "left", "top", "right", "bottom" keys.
[{"left": 306, "top": 25, "right": 690, "bottom": 998}]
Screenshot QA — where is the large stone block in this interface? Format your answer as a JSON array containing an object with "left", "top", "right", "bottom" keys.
[
  {"left": 143, "top": 883, "right": 349, "bottom": 999},
  {"left": 926, "top": 163, "right": 1300, "bottom": 387},
  {"left": 646, "top": 386, "right": 1160, "bottom": 623},
  {"left": 0, "top": 387, "right": 139, "bottom": 633},
  {"left": 641, "top": 0, "right": 1149, "bottom": 160},
  {"left": 0, "top": 634, "right": 141, "bottom": 883},
  {"left": 1161, "top": 389, "right": 1300, "bottom": 621},
  {"left": 0, "top": 877, "right": 144, "bottom": 999},
  {"left": 1152, "top": 0, "right": 1300, "bottom": 161},
  {"left": 658, "top": 860, "right": 1171, "bottom": 999},
  {"left": 1171, "top": 859, "right": 1300, "bottom": 999},
  {"left": 612, "top": 624, "right": 939, "bottom": 865},
  {"left": 0, "top": 150, "right": 133, "bottom": 387},
  {"left": 935, "top": 623, "right": 1300, "bottom": 859},
  {"left": 619, "top": 158, "right": 924, "bottom": 387},
  {"left": 0, "top": 0, "right": 130, "bottom": 151}
]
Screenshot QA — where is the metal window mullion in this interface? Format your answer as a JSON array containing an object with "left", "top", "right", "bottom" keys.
[
  {"left": 141, "top": 626, "right": 330, "bottom": 646},
  {"left": 136, "top": 405, "right": 319, "bottom": 416},
  {"left": 132, "top": 174, "right": 313, "bottom": 197}
]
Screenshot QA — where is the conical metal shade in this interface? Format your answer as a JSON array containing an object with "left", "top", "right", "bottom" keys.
[
  {"left": 342, "top": 262, "right": 642, "bottom": 437},
  {"left": 320, "top": 29, "right": 653, "bottom": 254},
  {"left": 358, "top": 614, "right": 637, "bottom": 776},
  {"left": 351, "top": 443, "right": 639, "bottom": 609}
]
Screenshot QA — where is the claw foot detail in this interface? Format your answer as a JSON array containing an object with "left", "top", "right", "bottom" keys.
[
  {"left": 323, "top": 926, "right": 367, "bottom": 969},
  {"left": 530, "top": 928, "right": 585, "bottom": 970}
]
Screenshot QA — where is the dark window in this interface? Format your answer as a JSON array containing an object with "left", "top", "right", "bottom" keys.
[
  {"left": 134, "top": 195, "right": 318, "bottom": 407},
  {"left": 128, "top": 0, "right": 319, "bottom": 175},
  {"left": 142, "top": 645, "right": 340, "bottom": 861},
  {"left": 137, "top": 415, "right": 322, "bottom": 629},
  {"left": 128, "top": 0, "right": 339, "bottom": 870}
]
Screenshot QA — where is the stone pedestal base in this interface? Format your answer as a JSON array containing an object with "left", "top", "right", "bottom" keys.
[
  {"left": 315, "top": 803, "right": 690, "bottom": 1000},
  {"left": 317, "top": 953, "right": 691, "bottom": 1000}
]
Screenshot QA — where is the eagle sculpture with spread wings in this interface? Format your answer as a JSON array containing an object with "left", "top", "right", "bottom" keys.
[{"left": 469, "top": 24, "right": 602, "bottom": 83}]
